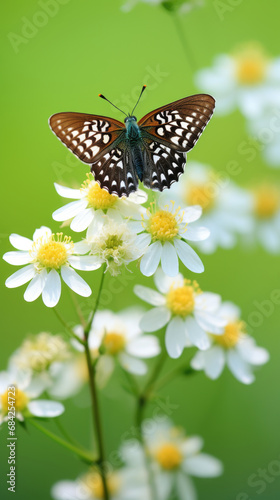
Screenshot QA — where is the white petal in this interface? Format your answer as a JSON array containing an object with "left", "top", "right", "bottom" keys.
[
  {"left": 181, "top": 436, "right": 204, "bottom": 456},
  {"left": 61, "top": 266, "right": 91, "bottom": 297},
  {"left": 33, "top": 226, "right": 52, "bottom": 241},
  {"left": 219, "top": 301, "right": 240, "bottom": 322},
  {"left": 5, "top": 264, "right": 36, "bottom": 288},
  {"left": 24, "top": 269, "right": 48, "bottom": 302},
  {"left": 128, "top": 189, "right": 148, "bottom": 204},
  {"left": 140, "top": 241, "right": 162, "bottom": 276},
  {"left": 184, "top": 226, "right": 210, "bottom": 242},
  {"left": 28, "top": 399, "right": 64, "bottom": 417},
  {"left": 73, "top": 240, "right": 91, "bottom": 254},
  {"left": 68, "top": 255, "right": 101, "bottom": 271},
  {"left": 237, "top": 337, "right": 269, "bottom": 366},
  {"left": 195, "top": 311, "right": 226, "bottom": 334},
  {"left": 135, "top": 232, "right": 152, "bottom": 250},
  {"left": 127, "top": 335, "right": 161, "bottom": 358},
  {"left": 184, "top": 453, "right": 223, "bottom": 477},
  {"left": 154, "top": 267, "right": 184, "bottom": 294},
  {"left": 42, "top": 269, "right": 61, "bottom": 307},
  {"left": 9, "top": 234, "right": 32, "bottom": 250},
  {"left": 185, "top": 317, "right": 210, "bottom": 350},
  {"left": 165, "top": 317, "right": 187, "bottom": 359},
  {"left": 174, "top": 239, "right": 204, "bottom": 273},
  {"left": 182, "top": 205, "right": 202, "bottom": 223},
  {"left": 51, "top": 480, "right": 78, "bottom": 500},
  {"left": 140, "top": 306, "right": 171, "bottom": 332},
  {"left": 54, "top": 182, "right": 83, "bottom": 199},
  {"left": 52, "top": 199, "right": 88, "bottom": 221},
  {"left": 118, "top": 352, "right": 147, "bottom": 375},
  {"left": 176, "top": 472, "right": 197, "bottom": 500},
  {"left": 203, "top": 346, "right": 226, "bottom": 379},
  {"left": 3, "top": 251, "right": 31, "bottom": 265},
  {"left": 190, "top": 350, "right": 206, "bottom": 371},
  {"left": 134, "top": 284, "right": 165, "bottom": 306},
  {"left": 227, "top": 349, "right": 255, "bottom": 384},
  {"left": 161, "top": 241, "right": 179, "bottom": 277},
  {"left": 70, "top": 208, "right": 94, "bottom": 232},
  {"left": 195, "top": 292, "right": 221, "bottom": 312}
]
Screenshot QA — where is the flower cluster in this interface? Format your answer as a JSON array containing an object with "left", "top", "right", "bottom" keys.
[{"left": 196, "top": 43, "right": 280, "bottom": 167}]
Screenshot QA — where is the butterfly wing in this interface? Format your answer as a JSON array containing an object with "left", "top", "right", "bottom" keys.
[
  {"left": 139, "top": 94, "right": 215, "bottom": 153},
  {"left": 141, "top": 139, "right": 186, "bottom": 191},
  {"left": 49, "top": 112, "right": 125, "bottom": 164}
]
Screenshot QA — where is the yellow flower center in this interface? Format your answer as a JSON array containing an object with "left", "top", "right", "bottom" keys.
[
  {"left": 235, "top": 44, "right": 268, "bottom": 84},
  {"left": 1, "top": 388, "right": 29, "bottom": 414},
  {"left": 82, "top": 472, "right": 120, "bottom": 499},
  {"left": 155, "top": 443, "right": 183, "bottom": 470},
  {"left": 186, "top": 184, "right": 216, "bottom": 212},
  {"left": 213, "top": 321, "right": 245, "bottom": 348},
  {"left": 166, "top": 280, "right": 200, "bottom": 317},
  {"left": 84, "top": 177, "right": 117, "bottom": 210},
  {"left": 148, "top": 209, "right": 179, "bottom": 242},
  {"left": 33, "top": 233, "right": 73, "bottom": 270},
  {"left": 103, "top": 332, "right": 126, "bottom": 355},
  {"left": 254, "top": 186, "right": 280, "bottom": 218}
]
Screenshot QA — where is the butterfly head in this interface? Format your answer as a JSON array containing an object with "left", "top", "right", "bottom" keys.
[{"left": 124, "top": 115, "right": 137, "bottom": 123}]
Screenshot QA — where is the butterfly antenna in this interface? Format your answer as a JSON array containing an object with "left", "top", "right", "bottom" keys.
[
  {"left": 98, "top": 94, "right": 128, "bottom": 117},
  {"left": 131, "top": 85, "right": 147, "bottom": 115}
]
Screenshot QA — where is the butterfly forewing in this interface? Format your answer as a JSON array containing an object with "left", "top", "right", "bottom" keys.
[
  {"left": 139, "top": 94, "right": 215, "bottom": 153},
  {"left": 49, "top": 112, "right": 125, "bottom": 163}
]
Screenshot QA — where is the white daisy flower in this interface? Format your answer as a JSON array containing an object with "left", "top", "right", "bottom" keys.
[
  {"left": 0, "top": 367, "right": 64, "bottom": 424},
  {"left": 242, "top": 184, "right": 280, "bottom": 253},
  {"left": 83, "top": 215, "right": 147, "bottom": 276},
  {"left": 121, "top": 418, "right": 223, "bottom": 500},
  {"left": 3, "top": 226, "right": 100, "bottom": 307},
  {"left": 196, "top": 43, "right": 280, "bottom": 117},
  {"left": 191, "top": 301, "right": 270, "bottom": 384},
  {"left": 134, "top": 268, "right": 226, "bottom": 358},
  {"left": 134, "top": 198, "right": 209, "bottom": 277},
  {"left": 162, "top": 162, "right": 253, "bottom": 253},
  {"left": 72, "top": 308, "right": 161, "bottom": 387},
  {"left": 52, "top": 174, "right": 147, "bottom": 232},
  {"left": 51, "top": 466, "right": 146, "bottom": 500}
]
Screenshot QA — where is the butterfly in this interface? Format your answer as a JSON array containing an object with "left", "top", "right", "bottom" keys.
[{"left": 49, "top": 87, "right": 215, "bottom": 198}]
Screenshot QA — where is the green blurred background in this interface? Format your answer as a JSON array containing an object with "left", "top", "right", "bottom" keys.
[{"left": 1, "top": 0, "right": 280, "bottom": 498}]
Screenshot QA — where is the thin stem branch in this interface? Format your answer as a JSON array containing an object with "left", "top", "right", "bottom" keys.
[
  {"left": 29, "top": 419, "right": 95, "bottom": 464},
  {"left": 69, "top": 289, "right": 87, "bottom": 328},
  {"left": 53, "top": 307, "right": 85, "bottom": 346},
  {"left": 155, "top": 364, "right": 196, "bottom": 392},
  {"left": 54, "top": 417, "right": 80, "bottom": 447},
  {"left": 171, "top": 11, "right": 196, "bottom": 72},
  {"left": 83, "top": 264, "right": 109, "bottom": 500}
]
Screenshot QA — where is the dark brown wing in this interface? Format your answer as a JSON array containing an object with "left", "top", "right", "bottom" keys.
[
  {"left": 49, "top": 112, "right": 125, "bottom": 164},
  {"left": 138, "top": 94, "right": 215, "bottom": 152}
]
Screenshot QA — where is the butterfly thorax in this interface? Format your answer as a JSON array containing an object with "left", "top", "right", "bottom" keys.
[{"left": 125, "top": 116, "right": 141, "bottom": 144}]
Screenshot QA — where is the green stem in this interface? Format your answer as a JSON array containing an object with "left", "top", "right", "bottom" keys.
[
  {"left": 29, "top": 419, "right": 95, "bottom": 464},
  {"left": 83, "top": 265, "right": 109, "bottom": 500},
  {"left": 84, "top": 265, "right": 106, "bottom": 337},
  {"left": 55, "top": 417, "right": 80, "bottom": 447},
  {"left": 53, "top": 307, "right": 85, "bottom": 346},
  {"left": 155, "top": 364, "right": 195, "bottom": 392},
  {"left": 69, "top": 289, "right": 87, "bottom": 328},
  {"left": 170, "top": 11, "right": 196, "bottom": 72}
]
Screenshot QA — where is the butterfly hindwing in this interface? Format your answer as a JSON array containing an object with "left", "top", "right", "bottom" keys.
[
  {"left": 142, "top": 140, "right": 186, "bottom": 191},
  {"left": 90, "top": 144, "right": 138, "bottom": 197},
  {"left": 139, "top": 94, "right": 215, "bottom": 153},
  {"left": 49, "top": 112, "right": 125, "bottom": 164}
]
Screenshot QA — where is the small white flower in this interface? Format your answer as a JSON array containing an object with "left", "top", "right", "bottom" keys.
[
  {"left": 52, "top": 175, "right": 147, "bottom": 232},
  {"left": 191, "top": 301, "right": 270, "bottom": 384},
  {"left": 162, "top": 162, "right": 253, "bottom": 253},
  {"left": 73, "top": 308, "right": 161, "bottom": 386},
  {"left": 0, "top": 367, "right": 64, "bottom": 424},
  {"left": 83, "top": 215, "right": 147, "bottom": 276},
  {"left": 134, "top": 198, "right": 209, "bottom": 277},
  {"left": 51, "top": 466, "right": 145, "bottom": 500},
  {"left": 121, "top": 418, "right": 223, "bottom": 500},
  {"left": 196, "top": 43, "right": 280, "bottom": 117},
  {"left": 134, "top": 268, "right": 226, "bottom": 358},
  {"left": 3, "top": 226, "right": 99, "bottom": 307}
]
